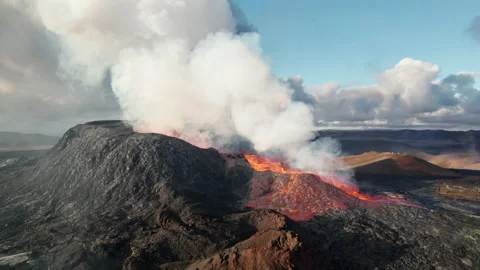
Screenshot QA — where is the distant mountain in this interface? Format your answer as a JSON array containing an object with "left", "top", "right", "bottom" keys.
[
  {"left": 0, "top": 132, "right": 59, "bottom": 150},
  {"left": 315, "top": 129, "right": 480, "bottom": 155},
  {"left": 343, "top": 152, "right": 459, "bottom": 177}
]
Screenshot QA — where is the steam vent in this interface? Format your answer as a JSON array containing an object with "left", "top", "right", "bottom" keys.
[{"left": 1, "top": 121, "right": 479, "bottom": 269}]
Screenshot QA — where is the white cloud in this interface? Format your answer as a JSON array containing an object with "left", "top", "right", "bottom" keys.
[
  {"left": 0, "top": 0, "right": 347, "bottom": 174},
  {"left": 291, "top": 58, "right": 479, "bottom": 128}
]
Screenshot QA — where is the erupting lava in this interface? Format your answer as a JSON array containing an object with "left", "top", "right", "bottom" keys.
[
  {"left": 245, "top": 154, "right": 416, "bottom": 221},
  {"left": 245, "top": 154, "right": 369, "bottom": 199},
  {"left": 159, "top": 130, "right": 416, "bottom": 221}
]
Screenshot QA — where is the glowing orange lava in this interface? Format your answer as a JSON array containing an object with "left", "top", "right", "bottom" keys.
[
  {"left": 245, "top": 154, "right": 417, "bottom": 221},
  {"left": 152, "top": 130, "right": 417, "bottom": 221},
  {"left": 245, "top": 154, "right": 372, "bottom": 201}
]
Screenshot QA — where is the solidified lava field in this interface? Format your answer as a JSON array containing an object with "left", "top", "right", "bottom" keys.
[{"left": 0, "top": 121, "right": 479, "bottom": 269}]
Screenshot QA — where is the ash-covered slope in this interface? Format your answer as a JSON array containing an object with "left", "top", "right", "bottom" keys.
[
  {"left": 0, "top": 121, "right": 241, "bottom": 268},
  {"left": 25, "top": 120, "right": 248, "bottom": 220}
]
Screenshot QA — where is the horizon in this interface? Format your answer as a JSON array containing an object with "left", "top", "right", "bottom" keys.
[{"left": 3, "top": 122, "right": 480, "bottom": 137}]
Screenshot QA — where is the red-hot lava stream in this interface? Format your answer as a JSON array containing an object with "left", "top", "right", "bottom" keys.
[
  {"left": 244, "top": 154, "right": 418, "bottom": 221},
  {"left": 159, "top": 131, "right": 417, "bottom": 221},
  {"left": 245, "top": 154, "right": 370, "bottom": 199}
]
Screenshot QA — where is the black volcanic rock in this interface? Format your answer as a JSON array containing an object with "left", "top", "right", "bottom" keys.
[
  {"left": 0, "top": 121, "right": 253, "bottom": 268},
  {"left": 0, "top": 121, "right": 326, "bottom": 269},
  {"left": 305, "top": 205, "right": 480, "bottom": 270},
  {"left": 0, "top": 121, "right": 479, "bottom": 269},
  {"left": 31, "top": 120, "right": 247, "bottom": 220}
]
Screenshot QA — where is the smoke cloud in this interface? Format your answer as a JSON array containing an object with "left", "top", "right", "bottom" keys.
[
  {"left": 0, "top": 0, "right": 120, "bottom": 134},
  {"left": 2, "top": 0, "right": 342, "bottom": 173},
  {"left": 291, "top": 59, "right": 480, "bottom": 129},
  {"left": 468, "top": 16, "right": 480, "bottom": 43},
  {"left": 2, "top": 0, "right": 478, "bottom": 172}
]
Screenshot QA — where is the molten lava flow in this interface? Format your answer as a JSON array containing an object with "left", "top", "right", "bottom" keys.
[
  {"left": 245, "top": 154, "right": 416, "bottom": 221},
  {"left": 245, "top": 154, "right": 372, "bottom": 200},
  {"left": 245, "top": 154, "right": 305, "bottom": 175}
]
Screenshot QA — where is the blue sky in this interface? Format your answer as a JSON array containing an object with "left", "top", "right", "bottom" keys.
[{"left": 235, "top": 0, "right": 480, "bottom": 86}]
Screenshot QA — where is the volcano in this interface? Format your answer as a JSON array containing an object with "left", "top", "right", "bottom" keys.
[
  {"left": 244, "top": 154, "right": 417, "bottom": 221},
  {"left": 0, "top": 121, "right": 479, "bottom": 269}
]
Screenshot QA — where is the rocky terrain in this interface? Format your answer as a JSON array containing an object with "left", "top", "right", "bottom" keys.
[
  {"left": 436, "top": 179, "right": 480, "bottom": 201},
  {"left": 0, "top": 121, "right": 479, "bottom": 269}
]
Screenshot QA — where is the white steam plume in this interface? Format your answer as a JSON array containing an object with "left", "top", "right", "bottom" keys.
[{"left": 9, "top": 0, "right": 344, "bottom": 173}]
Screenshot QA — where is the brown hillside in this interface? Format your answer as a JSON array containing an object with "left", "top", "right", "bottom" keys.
[
  {"left": 343, "top": 152, "right": 460, "bottom": 177},
  {"left": 423, "top": 153, "right": 480, "bottom": 170}
]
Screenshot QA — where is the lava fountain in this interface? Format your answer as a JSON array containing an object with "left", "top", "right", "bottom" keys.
[{"left": 244, "top": 154, "right": 417, "bottom": 221}]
